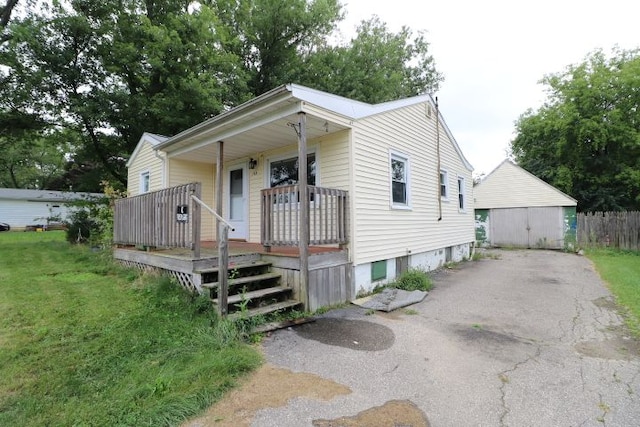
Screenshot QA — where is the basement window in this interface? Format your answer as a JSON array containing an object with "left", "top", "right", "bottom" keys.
[{"left": 371, "top": 260, "right": 387, "bottom": 282}]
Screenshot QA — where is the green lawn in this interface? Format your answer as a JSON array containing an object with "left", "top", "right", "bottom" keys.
[
  {"left": 586, "top": 248, "right": 640, "bottom": 337},
  {"left": 0, "top": 231, "right": 261, "bottom": 426}
]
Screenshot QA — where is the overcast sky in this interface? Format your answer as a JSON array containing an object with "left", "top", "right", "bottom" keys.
[{"left": 337, "top": 0, "right": 640, "bottom": 176}]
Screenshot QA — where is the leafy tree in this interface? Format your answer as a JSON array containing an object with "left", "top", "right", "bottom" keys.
[
  {"left": 0, "top": 0, "right": 248, "bottom": 188},
  {"left": 210, "top": 0, "right": 343, "bottom": 96},
  {"left": 510, "top": 48, "right": 640, "bottom": 212},
  {"left": 298, "top": 17, "right": 443, "bottom": 103},
  {"left": 1, "top": 0, "right": 444, "bottom": 191}
]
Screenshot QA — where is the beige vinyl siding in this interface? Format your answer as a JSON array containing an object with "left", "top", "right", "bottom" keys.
[
  {"left": 352, "top": 102, "right": 475, "bottom": 265},
  {"left": 246, "top": 130, "right": 351, "bottom": 243},
  {"left": 474, "top": 161, "right": 576, "bottom": 209},
  {"left": 127, "top": 141, "right": 164, "bottom": 196},
  {"left": 168, "top": 159, "right": 216, "bottom": 240}
]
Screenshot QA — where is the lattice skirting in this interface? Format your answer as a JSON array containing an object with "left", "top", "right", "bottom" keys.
[{"left": 117, "top": 260, "right": 198, "bottom": 293}]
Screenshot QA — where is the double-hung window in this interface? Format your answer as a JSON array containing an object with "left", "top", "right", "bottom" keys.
[
  {"left": 140, "top": 171, "right": 150, "bottom": 194},
  {"left": 457, "top": 176, "right": 466, "bottom": 211},
  {"left": 390, "top": 151, "right": 410, "bottom": 208},
  {"left": 440, "top": 170, "right": 449, "bottom": 199}
]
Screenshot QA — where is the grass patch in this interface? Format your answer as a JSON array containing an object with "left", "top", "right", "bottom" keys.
[
  {"left": 585, "top": 248, "right": 640, "bottom": 337},
  {"left": 0, "top": 231, "right": 261, "bottom": 426}
]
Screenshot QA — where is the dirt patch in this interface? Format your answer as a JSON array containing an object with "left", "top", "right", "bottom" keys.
[
  {"left": 592, "top": 296, "right": 618, "bottom": 311},
  {"left": 574, "top": 327, "right": 640, "bottom": 360},
  {"left": 312, "top": 400, "right": 430, "bottom": 427},
  {"left": 296, "top": 318, "right": 395, "bottom": 351},
  {"left": 574, "top": 338, "right": 640, "bottom": 360},
  {"left": 182, "top": 364, "right": 351, "bottom": 427},
  {"left": 455, "top": 325, "right": 529, "bottom": 346}
]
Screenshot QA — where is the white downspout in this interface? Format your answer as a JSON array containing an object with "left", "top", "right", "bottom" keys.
[{"left": 153, "top": 149, "right": 167, "bottom": 188}]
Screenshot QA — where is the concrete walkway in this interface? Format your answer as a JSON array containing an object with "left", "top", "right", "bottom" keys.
[{"left": 255, "top": 250, "right": 640, "bottom": 426}]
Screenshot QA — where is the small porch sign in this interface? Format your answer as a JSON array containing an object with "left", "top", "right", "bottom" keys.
[{"left": 176, "top": 205, "right": 189, "bottom": 223}]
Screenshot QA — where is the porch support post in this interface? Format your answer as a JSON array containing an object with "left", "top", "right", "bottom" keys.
[
  {"left": 216, "top": 140, "right": 228, "bottom": 317},
  {"left": 192, "top": 183, "right": 201, "bottom": 259},
  {"left": 298, "top": 112, "right": 310, "bottom": 309}
]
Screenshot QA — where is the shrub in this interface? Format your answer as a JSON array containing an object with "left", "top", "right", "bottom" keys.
[
  {"left": 64, "top": 208, "right": 97, "bottom": 244},
  {"left": 390, "top": 268, "right": 433, "bottom": 292}
]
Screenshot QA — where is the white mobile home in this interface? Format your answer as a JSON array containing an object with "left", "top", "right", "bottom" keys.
[
  {"left": 117, "top": 84, "right": 475, "bottom": 312},
  {"left": 0, "top": 188, "right": 102, "bottom": 230}
]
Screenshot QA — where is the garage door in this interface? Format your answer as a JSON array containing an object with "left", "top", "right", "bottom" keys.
[{"left": 491, "top": 207, "right": 564, "bottom": 249}]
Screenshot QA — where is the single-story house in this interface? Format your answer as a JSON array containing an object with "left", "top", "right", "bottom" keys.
[
  {"left": 474, "top": 160, "right": 577, "bottom": 250},
  {"left": 0, "top": 188, "right": 103, "bottom": 230},
  {"left": 116, "top": 84, "right": 475, "bottom": 312}
]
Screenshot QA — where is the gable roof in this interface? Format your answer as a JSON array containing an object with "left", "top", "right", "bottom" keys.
[
  {"left": 125, "top": 132, "right": 169, "bottom": 168},
  {"left": 0, "top": 188, "right": 103, "bottom": 203},
  {"left": 474, "top": 160, "right": 577, "bottom": 209},
  {"left": 149, "top": 83, "right": 472, "bottom": 170}
]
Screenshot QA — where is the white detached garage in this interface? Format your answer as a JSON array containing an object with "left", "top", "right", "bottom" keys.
[{"left": 474, "top": 160, "right": 578, "bottom": 250}]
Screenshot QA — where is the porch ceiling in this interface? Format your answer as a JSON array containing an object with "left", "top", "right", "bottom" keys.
[{"left": 164, "top": 103, "right": 351, "bottom": 164}]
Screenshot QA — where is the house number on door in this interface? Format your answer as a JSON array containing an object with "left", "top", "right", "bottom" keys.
[{"left": 176, "top": 205, "right": 189, "bottom": 223}]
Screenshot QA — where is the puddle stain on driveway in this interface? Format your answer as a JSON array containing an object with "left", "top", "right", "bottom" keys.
[
  {"left": 312, "top": 400, "right": 431, "bottom": 427},
  {"left": 295, "top": 318, "right": 395, "bottom": 351},
  {"left": 182, "top": 364, "right": 350, "bottom": 427}
]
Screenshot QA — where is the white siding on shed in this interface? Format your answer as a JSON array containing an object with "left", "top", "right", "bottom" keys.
[{"left": 475, "top": 160, "right": 576, "bottom": 209}]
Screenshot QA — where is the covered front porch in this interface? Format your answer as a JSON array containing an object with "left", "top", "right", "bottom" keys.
[{"left": 115, "top": 86, "right": 355, "bottom": 314}]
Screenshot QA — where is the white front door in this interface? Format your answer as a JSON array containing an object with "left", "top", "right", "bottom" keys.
[{"left": 228, "top": 165, "right": 248, "bottom": 240}]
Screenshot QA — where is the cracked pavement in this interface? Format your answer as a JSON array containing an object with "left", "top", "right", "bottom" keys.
[{"left": 255, "top": 249, "right": 640, "bottom": 426}]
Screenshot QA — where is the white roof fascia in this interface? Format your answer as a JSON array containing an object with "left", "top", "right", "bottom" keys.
[{"left": 126, "top": 132, "right": 169, "bottom": 168}]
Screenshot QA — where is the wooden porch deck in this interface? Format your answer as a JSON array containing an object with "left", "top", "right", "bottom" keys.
[
  {"left": 113, "top": 241, "right": 352, "bottom": 311},
  {"left": 115, "top": 241, "right": 343, "bottom": 260}
]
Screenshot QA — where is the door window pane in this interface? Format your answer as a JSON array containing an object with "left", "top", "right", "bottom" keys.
[{"left": 230, "top": 169, "right": 243, "bottom": 220}]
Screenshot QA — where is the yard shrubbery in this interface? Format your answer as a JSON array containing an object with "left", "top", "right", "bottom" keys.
[
  {"left": 0, "top": 231, "right": 261, "bottom": 426},
  {"left": 389, "top": 268, "right": 433, "bottom": 292}
]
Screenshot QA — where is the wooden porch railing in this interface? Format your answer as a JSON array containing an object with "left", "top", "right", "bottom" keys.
[
  {"left": 114, "top": 182, "right": 201, "bottom": 256},
  {"left": 261, "top": 185, "right": 348, "bottom": 247}
]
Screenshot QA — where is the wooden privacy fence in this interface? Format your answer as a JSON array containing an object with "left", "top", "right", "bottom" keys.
[
  {"left": 114, "top": 183, "right": 202, "bottom": 256},
  {"left": 261, "top": 185, "right": 348, "bottom": 247},
  {"left": 577, "top": 211, "right": 640, "bottom": 250}
]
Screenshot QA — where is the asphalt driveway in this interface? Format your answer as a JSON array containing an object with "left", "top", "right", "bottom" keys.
[{"left": 188, "top": 249, "right": 640, "bottom": 426}]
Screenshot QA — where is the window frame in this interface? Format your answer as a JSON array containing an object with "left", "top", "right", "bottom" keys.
[
  {"left": 266, "top": 149, "right": 318, "bottom": 206},
  {"left": 440, "top": 169, "right": 449, "bottom": 200},
  {"left": 140, "top": 171, "right": 150, "bottom": 194},
  {"left": 389, "top": 149, "right": 411, "bottom": 209},
  {"left": 457, "top": 175, "right": 466, "bottom": 212}
]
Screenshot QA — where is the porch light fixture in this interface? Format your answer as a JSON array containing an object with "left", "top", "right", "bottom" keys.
[{"left": 249, "top": 158, "right": 258, "bottom": 169}]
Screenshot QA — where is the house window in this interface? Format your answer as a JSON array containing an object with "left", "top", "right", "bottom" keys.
[
  {"left": 269, "top": 153, "right": 316, "bottom": 188},
  {"left": 140, "top": 171, "right": 150, "bottom": 193},
  {"left": 269, "top": 153, "right": 317, "bottom": 203},
  {"left": 458, "top": 176, "right": 466, "bottom": 211},
  {"left": 390, "top": 151, "right": 410, "bottom": 207},
  {"left": 440, "top": 170, "right": 448, "bottom": 199}
]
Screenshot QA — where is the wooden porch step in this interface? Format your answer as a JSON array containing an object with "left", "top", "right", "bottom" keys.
[
  {"left": 201, "top": 272, "right": 281, "bottom": 289},
  {"left": 228, "top": 299, "right": 303, "bottom": 320},
  {"left": 195, "top": 260, "right": 272, "bottom": 274},
  {"left": 212, "top": 286, "right": 290, "bottom": 305}
]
